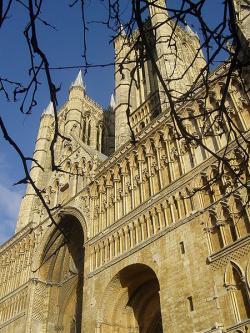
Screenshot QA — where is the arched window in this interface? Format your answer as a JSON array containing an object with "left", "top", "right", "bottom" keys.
[
  {"left": 51, "top": 179, "right": 59, "bottom": 207},
  {"left": 96, "top": 126, "right": 100, "bottom": 150},
  {"left": 234, "top": 194, "right": 250, "bottom": 237},
  {"left": 209, "top": 209, "right": 224, "bottom": 251},
  {"left": 72, "top": 163, "right": 79, "bottom": 195},
  {"left": 87, "top": 122, "right": 91, "bottom": 145},
  {"left": 82, "top": 117, "right": 86, "bottom": 143},
  {"left": 225, "top": 262, "right": 250, "bottom": 324}
]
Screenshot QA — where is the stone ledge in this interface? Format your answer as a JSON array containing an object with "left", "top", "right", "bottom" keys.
[
  {"left": 226, "top": 318, "right": 250, "bottom": 332},
  {"left": 0, "top": 283, "right": 28, "bottom": 304},
  {"left": 193, "top": 322, "right": 224, "bottom": 333},
  {"left": 207, "top": 235, "right": 250, "bottom": 264},
  {"left": 0, "top": 311, "right": 25, "bottom": 329},
  {"left": 0, "top": 224, "right": 34, "bottom": 254}
]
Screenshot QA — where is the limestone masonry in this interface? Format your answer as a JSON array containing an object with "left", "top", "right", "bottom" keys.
[{"left": 0, "top": 1, "right": 249, "bottom": 332}]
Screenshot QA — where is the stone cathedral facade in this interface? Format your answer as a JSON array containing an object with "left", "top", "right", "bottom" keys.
[{"left": 0, "top": 1, "right": 249, "bottom": 333}]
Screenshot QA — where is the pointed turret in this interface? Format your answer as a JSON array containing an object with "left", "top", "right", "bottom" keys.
[
  {"left": 67, "top": 70, "right": 86, "bottom": 136},
  {"left": 71, "top": 70, "right": 85, "bottom": 89},
  {"left": 41, "top": 101, "right": 54, "bottom": 117},
  {"left": 185, "top": 24, "right": 199, "bottom": 39},
  {"left": 69, "top": 70, "right": 85, "bottom": 100},
  {"left": 110, "top": 94, "right": 116, "bottom": 110},
  {"left": 120, "top": 23, "right": 126, "bottom": 36}
]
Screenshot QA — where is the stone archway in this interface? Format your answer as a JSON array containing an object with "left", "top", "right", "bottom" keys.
[
  {"left": 36, "top": 214, "right": 84, "bottom": 333},
  {"left": 100, "top": 264, "right": 163, "bottom": 333}
]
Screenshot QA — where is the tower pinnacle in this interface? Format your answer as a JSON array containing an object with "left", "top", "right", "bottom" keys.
[
  {"left": 185, "top": 24, "right": 199, "bottom": 39},
  {"left": 110, "top": 94, "right": 116, "bottom": 110},
  {"left": 120, "top": 24, "right": 126, "bottom": 36},
  {"left": 42, "top": 101, "right": 54, "bottom": 117},
  {"left": 71, "top": 70, "right": 85, "bottom": 90}
]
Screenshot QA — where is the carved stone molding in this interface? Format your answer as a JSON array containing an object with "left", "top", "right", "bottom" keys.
[{"left": 208, "top": 235, "right": 250, "bottom": 269}]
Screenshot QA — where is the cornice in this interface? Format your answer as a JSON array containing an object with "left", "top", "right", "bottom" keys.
[
  {"left": 208, "top": 235, "right": 250, "bottom": 264},
  {"left": 0, "top": 312, "right": 26, "bottom": 330},
  {"left": 226, "top": 319, "right": 250, "bottom": 332},
  {"left": 0, "top": 281, "right": 29, "bottom": 304}
]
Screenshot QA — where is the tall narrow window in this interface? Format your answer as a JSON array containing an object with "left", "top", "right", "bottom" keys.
[
  {"left": 187, "top": 296, "right": 194, "bottom": 312},
  {"left": 226, "top": 264, "right": 250, "bottom": 324},
  {"left": 210, "top": 212, "right": 224, "bottom": 251},
  {"left": 87, "top": 123, "right": 91, "bottom": 145},
  {"left": 96, "top": 127, "right": 100, "bottom": 150},
  {"left": 180, "top": 241, "right": 185, "bottom": 254},
  {"left": 82, "top": 118, "right": 86, "bottom": 143},
  {"left": 232, "top": 267, "right": 250, "bottom": 321}
]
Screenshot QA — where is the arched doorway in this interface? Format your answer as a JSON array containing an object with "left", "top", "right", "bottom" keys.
[
  {"left": 38, "top": 215, "right": 84, "bottom": 332},
  {"left": 100, "top": 264, "right": 163, "bottom": 333}
]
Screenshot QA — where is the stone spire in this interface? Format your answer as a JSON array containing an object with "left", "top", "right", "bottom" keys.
[
  {"left": 110, "top": 94, "right": 116, "bottom": 110},
  {"left": 71, "top": 70, "right": 85, "bottom": 90},
  {"left": 185, "top": 24, "right": 199, "bottom": 39},
  {"left": 120, "top": 23, "right": 126, "bottom": 36},
  {"left": 69, "top": 70, "right": 85, "bottom": 100},
  {"left": 42, "top": 101, "right": 54, "bottom": 117}
]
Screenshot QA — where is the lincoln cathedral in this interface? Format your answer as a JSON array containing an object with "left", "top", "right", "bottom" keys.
[{"left": 0, "top": 1, "right": 249, "bottom": 332}]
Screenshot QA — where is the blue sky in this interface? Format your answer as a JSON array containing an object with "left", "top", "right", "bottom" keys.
[{"left": 0, "top": 0, "right": 228, "bottom": 244}]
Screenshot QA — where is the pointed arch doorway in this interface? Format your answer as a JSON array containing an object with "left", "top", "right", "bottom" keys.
[
  {"left": 100, "top": 264, "right": 163, "bottom": 333},
  {"left": 38, "top": 214, "right": 84, "bottom": 333}
]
